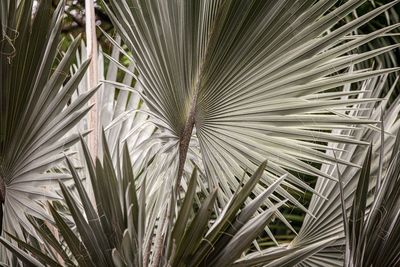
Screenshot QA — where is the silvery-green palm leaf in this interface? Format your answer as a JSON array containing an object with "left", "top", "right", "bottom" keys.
[
  {"left": 0, "top": 136, "right": 336, "bottom": 267},
  {"left": 0, "top": 0, "right": 95, "bottom": 238},
  {"left": 345, "top": 1, "right": 400, "bottom": 96},
  {"left": 67, "top": 38, "right": 176, "bottom": 252},
  {"left": 103, "top": 0, "right": 400, "bottom": 222},
  {"left": 57, "top": 19, "right": 210, "bottom": 260},
  {"left": 98, "top": 35, "right": 287, "bottom": 243},
  {"left": 67, "top": 37, "right": 159, "bottom": 206},
  {"left": 291, "top": 72, "right": 400, "bottom": 266},
  {"left": 344, "top": 132, "right": 400, "bottom": 267},
  {"left": 68, "top": 36, "right": 146, "bottom": 161},
  {"left": 351, "top": 0, "right": 400, "bottom": 66}
]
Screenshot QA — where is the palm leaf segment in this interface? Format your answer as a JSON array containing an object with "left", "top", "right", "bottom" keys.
[
  {"left": 0, "top": 0, "right": 96, "bottom": 237},
  {"left": 104, "top": 0, "right": 400, "bottom": 217}
]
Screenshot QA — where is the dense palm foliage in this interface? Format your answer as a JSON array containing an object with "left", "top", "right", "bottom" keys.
[
  {"left": 105, "top": 0, "right": 399, "bottom": 201},
  {"left": 292, "top": 72, "right": 400, "bottom": 266},
  {"left": 0, "top": 0, "right": 400, "bottom": 266},
  {"left": 0, "top": 0, "right": 97, "bottom": 238},
  {"left": 343, "top": 134, "right": 400, "bottom": 267},
  {"left": 0, "top": 136, "right": 288, "bottom": 267}
]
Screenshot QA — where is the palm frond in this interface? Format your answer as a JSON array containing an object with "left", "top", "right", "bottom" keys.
[
  {"left": 0, "top": 0, "right": 95, "bottom": 238},
  {"left": 102, "top": 0, "right": 400, "bottom": 242}
]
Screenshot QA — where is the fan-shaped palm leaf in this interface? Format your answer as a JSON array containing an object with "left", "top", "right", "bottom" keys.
[
  {"left": 0, "top": 0, "right": 96, "bottom": 238},
  {"left": 102, "top": 0, "right": 400, "bottom": 232}
]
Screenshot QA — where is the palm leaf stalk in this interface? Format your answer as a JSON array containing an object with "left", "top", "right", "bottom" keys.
[{"left": 85, "top": 0, "right": 100, "bottom": 159}]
